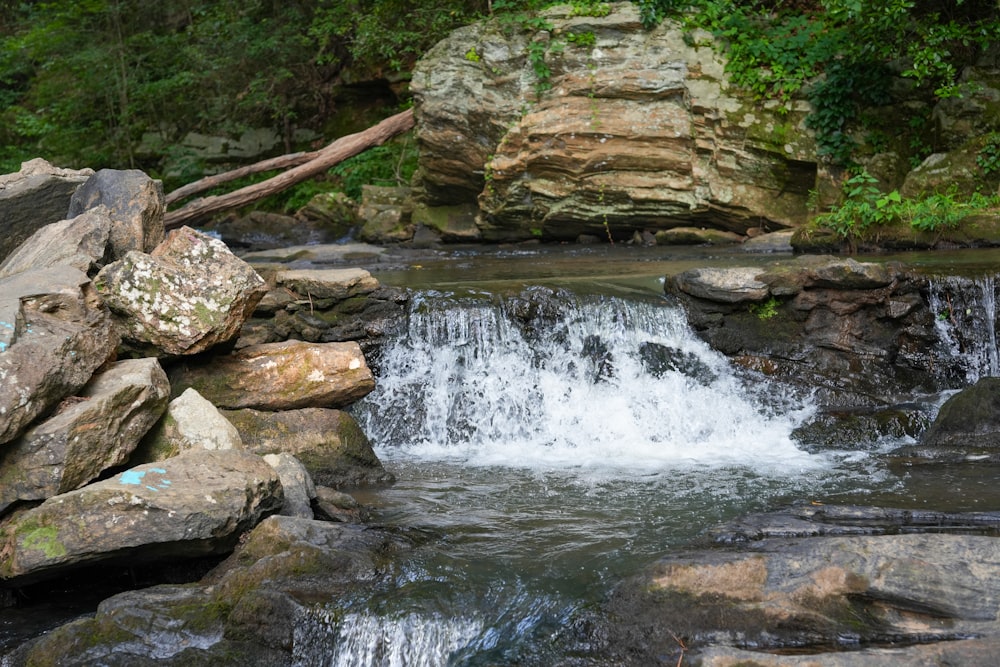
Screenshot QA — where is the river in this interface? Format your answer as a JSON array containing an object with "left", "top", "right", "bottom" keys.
[{"left": 283, "top": 244, "right": 998, "bottom": 665}]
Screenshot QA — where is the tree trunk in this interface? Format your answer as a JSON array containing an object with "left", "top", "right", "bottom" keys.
[{"left": 163, "top": 108, "right": 414, "bottom": 230}]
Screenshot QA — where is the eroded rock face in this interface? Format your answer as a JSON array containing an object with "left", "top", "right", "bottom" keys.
[
  {"left": 0, "top": 159, "right": 94, "bottom": 263},
  {"left": 95, "top": 226, "right": 267, "bottom": 356},
  {"left": 0, "top": 358, "right": 169, "bottom": 515},
  {"left": 169, "top": 340, "right": 375, "bottom": 410},
  {"left": 0, "top": 266, "right": 119, "bottom": 447},
  {"left": 666, "top": 256, "right": 948, "bottom": 406},
  {"left": 0, "top": 449, "right": 283, "bottom": 584},
  {"left": 411, "top": 3, "right": 818, "bottom": 241}
]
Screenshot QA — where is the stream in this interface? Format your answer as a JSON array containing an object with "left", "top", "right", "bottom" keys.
[{"left": 286, "top": 245, "right": 1000, "bottom": 665}]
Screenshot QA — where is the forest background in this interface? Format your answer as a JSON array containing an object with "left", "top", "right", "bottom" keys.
[{"left": 1, "top": 0, "right": 998, "bottom": 215}]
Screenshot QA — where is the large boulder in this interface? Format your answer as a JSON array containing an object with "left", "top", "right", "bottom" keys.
[
  {"left": 263, "top": 453, "right": 316, "bottom": 518},
  {"left": 0, "top": 159, "right": 94, "bottom": 263},
  {"left": 169, "top": 340, "right": 375, "bottom": 410},
  {"left": 0, "top": 449, "right": 283, "bottom": 584},
  {"left": 13, "top": 517, "right": 409, "bottom": 665},
  {"left": 95, "top": 226, "right": 267, "bottom": 356},
  {"left": 0, "top": 358, "right": 169, "bottom": 515},
  {"left": 0, "top": 266, "right": 119, "bottom": 447},
  {"left": 411, "top": 4, "right": 818, "bottom": 241},
  {"left": 223, "top": 407, "right": 394, "bottom": 488},
  {"left": 66, "top": 168, "right": 165, "bottom": 258},
  {"left": 0, "top": 206, "right": 112, "bottom": 279}
]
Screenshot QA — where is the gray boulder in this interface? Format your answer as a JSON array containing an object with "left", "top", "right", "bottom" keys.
[
  {"left": 222, "top": 407, "right": 393, "bottom": 488},
  {"left": 95, "top": 226, "right": 267, "bottom": 356},
  {"left": 0, "top": 158, "right": 94, "bottom": 263},
  {"left": 0, "top": 358, "right": 169, "bottom": 515},
  {"left": 263, "top": 453, "right": 316, "bottom": 519},
  {"left": 0, "top": 266, "right": 119, "bottom": 446},
  {"left": 0, "top": 449, "right": 283, "bottom": 584},
  {"left": 892, "top": 377, "right": 1000, "bottom": 462},
  {"left": 131, "top": 387, "right": 243, "bottom": 464},
  {"left": 0, "top": 206, "right": 112, "bottom": 279},
  {"left": 67, "top": 168, "right": 165, "bottom": 258},
  {"left": 169, "top": 340, "right": 375, "bottom": 410}
]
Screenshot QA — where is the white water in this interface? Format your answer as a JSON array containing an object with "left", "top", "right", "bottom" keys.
[
  {"left": 358, "top": 291, "right": 822, "bottom": 475},
  {"left": 929, "top": 275, "right": 1000, "bottom": 382}
]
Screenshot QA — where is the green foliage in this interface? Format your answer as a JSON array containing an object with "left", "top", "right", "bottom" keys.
[
  {"left": 977, "top": 132, "right": 1000, "bottom": 176},
  {"left": 749, "top": 296, "right": 781, "bottom": 320},
  {"left": 818, "top": 169, "right": 1000, "bottom": 244},
  {"left": 329, "top": 134, "right": 419, "bottom": 201}
]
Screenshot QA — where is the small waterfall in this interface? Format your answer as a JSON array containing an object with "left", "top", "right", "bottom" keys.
[
  {"left": 355, "top": 288, "right": 819, "bottom": 474},
  {"left": 928, "top": 275, "right": 1000, "bottom": 382}
]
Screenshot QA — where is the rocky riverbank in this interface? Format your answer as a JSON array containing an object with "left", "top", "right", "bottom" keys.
[{"left": 0, "top": 160, "right": 407, "bottom": 662}]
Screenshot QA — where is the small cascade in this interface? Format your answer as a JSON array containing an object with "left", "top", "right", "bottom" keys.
[
  {"left": 355, "top": 288, "right": 819, "bottom": 474},
  {"left": 928, "top": 275, "right": 1000, "bottom": 382}
]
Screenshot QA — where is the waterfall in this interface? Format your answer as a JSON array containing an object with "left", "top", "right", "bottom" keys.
[
  {"left": 355, "top": 288, "right": 820, "bottom": 474},
  {"left": 928, "top": 275, "right": 1000, "bottom": 382}
]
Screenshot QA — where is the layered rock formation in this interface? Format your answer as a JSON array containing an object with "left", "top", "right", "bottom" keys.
[{"left": 411, "top": 3, "right": 818, "bottom": 242}]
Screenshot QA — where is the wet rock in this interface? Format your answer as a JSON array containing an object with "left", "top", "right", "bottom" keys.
[
  {"left": 313, "top": 486, "right": 370, "bottom": 523},
  {"left": 696, "top": 638, "right": 1000, "bottom": 667},
  {"left": 67, "top": 168, "right": 165, "bottom": 258},
  {"left": 0, "top": 158, "right": 94, "bottom": 263},
  {"left": 0, "top": 449, "right": 283, "bottom": 585},
  {"left": 222, "top": 407, "right": 393, "bottom": 488},
  {"left": 638, "top": 341, "right": 717, "bottom": 384},
  {"left": 263, "top": 453, "right": 316, "bottom": 519},
  {"left": 891, "top": 378, "right": 1000, "bottom": 463},
  {"left": 0, "top": 206, "right": 112, "bottom": 279},
  {"left": 605, "top": 531, "right": 1000, "bottom": 664},
  {"left": 0, "top": 358, "right": 170, "bottom": 515},
  {"left": 131, "top": 388, "right": 242, "bottom": 464},
  {"left": 95, "top": 226, "right": 267, "bottom": 356},
  {"left": 0, "top": 266, "right": 119, "bottom": 447},
  {"left": 666, "top": 256, "right": 945, "bottom": 407}
]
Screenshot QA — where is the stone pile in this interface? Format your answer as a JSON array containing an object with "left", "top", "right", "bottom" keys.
[{"left": 0, "top": 160, "right": 393, "bottom": 590}]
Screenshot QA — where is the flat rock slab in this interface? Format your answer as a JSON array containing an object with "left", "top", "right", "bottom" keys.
[
  {"left": 0, "top": 206, "right": 112, "bottom": 279},
  {"left": 274, "top": 268, "right": 380, "bottom": 301},
  {"left": 170, "top": 340, "right": 375, "bottom": 410},
  {"left": 240, "top": 243, "right": 386, "bottom": 266},
  {"left": 0, "top": 449, "right": 282, "bottom": 584},
  {"left": 670, "top": 267, "right": 770, "bottom": 303}
]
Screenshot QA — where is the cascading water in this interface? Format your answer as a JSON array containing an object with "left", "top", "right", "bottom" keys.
[
  {"left": 299, "top": 286, "right": 899, "bottom": 666},
  {"left": 929, "top": 275, "right": 1000, "bottom": 382}
]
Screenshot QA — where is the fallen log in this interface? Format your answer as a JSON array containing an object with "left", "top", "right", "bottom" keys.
[
  {"left": 163, "top": 108, "right": 414, "bottom": 229},
  {"left": 165, "top": 151, "right": 319, "bottom": 206}
]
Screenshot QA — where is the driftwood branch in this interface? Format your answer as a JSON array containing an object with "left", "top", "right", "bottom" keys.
[{"left": 163, "top": 108, "right": 415, "bottom": 230}]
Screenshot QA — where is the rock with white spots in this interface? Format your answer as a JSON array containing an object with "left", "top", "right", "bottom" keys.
[
  {"left": 131, "top": 387, "right": 243, "bottom": 464},
  {"left": 66, "top": 168, "right": 165, "bottom": 259},
  {"left": 0, "top": 449, "right": 283, "bottom": 584},
  {"left": 0, "top": 265, "right": 119, "bottom": 447},
  {"left": 0, "top": 358, "right": 170, "bottom": 515},
  {"left": 94, "top": 226, "right": 268, "bottom": 356},
  {"left": 168, "top": 340, "right": 375, "bottom": 410}
]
